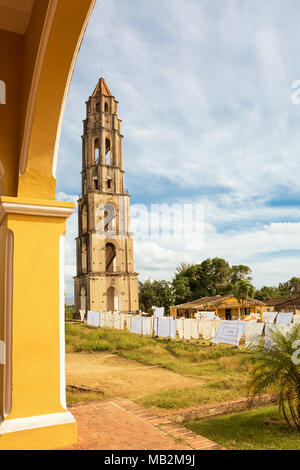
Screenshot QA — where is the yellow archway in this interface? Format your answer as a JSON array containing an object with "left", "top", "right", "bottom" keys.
[{"left": 0, "top": 0, "right": 96, "bottom": 450}]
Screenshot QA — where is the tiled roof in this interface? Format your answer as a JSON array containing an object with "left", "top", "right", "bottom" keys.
[
  {"left": 92, "top": 77, "right": 112, "bottom": 97},
  {"left": 172, "top": 295, "right": 265, "bottom": 310},
  {"left": 273, "top": 294, "right": 300, "bottom": 309},
  {"left": 264, "top": 298, "right": 290, "bottom": 306}
]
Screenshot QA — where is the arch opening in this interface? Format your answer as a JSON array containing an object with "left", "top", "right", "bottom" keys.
[
  {"left": 94, "top": 138, "right": 100, "bottom": 164},
  {"left": 106, "top": 286, "right": 122, "bottom": 312},
  {"left": 93, "top": 176, "right": 99, "bottom": 190},
  {"left": 105, "top": 138, "right": 111, "bottom": 165},
  {"left": 103, "top": 203, "right": 116, "bottom": 232},
  {"left": 105, "top": 242, "right": 116, "bottom": 272},
  {"left": 81, "top": 242, "right": 87, "bottom": 272},
  {"left": 80, "top": 286, "right": 87, "bottom": 312},
  {"left": 106, "top": 177, "right": 112, "bottom": 190},
  {"left": 82, "top": 205, "right": 87, "bottom": 232}
]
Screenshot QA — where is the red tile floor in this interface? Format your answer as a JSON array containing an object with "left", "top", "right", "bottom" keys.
[{"left": 64, "top": 398, "right": 223, "bottom": 450}]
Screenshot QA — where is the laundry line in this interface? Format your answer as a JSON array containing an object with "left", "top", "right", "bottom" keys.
[{"left": 86, "top": 310, "right": 300, "bottom": 346}]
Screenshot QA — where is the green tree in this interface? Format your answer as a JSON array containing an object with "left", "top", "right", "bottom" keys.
[
  {"left": 248, "top": 325, "right": 300, "bottom": 430},
  {"left": 255, "top": 285, "right": 281, "bottom": 301},
  {"left": 173, "top": 276, "right": 192, "bottom": 305},
  {"left": 255, "top": 277, "right": 300, "bottom": 300},
  {"left": 152, "top": 280, "right": 175, "bottom": 314},
  {"left": 138, "top": 279, "right": 156, "bottom": 313},
  {"left": 174, "top": 262, "right": 193, "bottom": 276},
  {"left": 278, "top": 281, "right": 292, "bottom": 297},
  {"left": 278, "top": 277, "right": 300, "bottom": 297},
  {"left": 138, "top": 279, "right": 175, "bottom": 314},
  {"left": 234, "top": 279, "right": 255, "bottom": 305},
  {"left": 290, "top": 277, "right": 300, "bottom": 294},
  {"left": 230, "top": 265, "right": 252, "bottom": 284},
  {"left": 172, "top": 258, "right": 254, "bottom": 304}
]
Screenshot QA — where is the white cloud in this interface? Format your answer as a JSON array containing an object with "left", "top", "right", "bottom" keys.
[
  {"left": 61, "top": 190, "right": 300, "bottom": 299},
  {"left": 57, "top": 0, "right": 300, "bottom": 299},
  {"left": 133, "top": 217, "right": 300, "bottom": 288}
]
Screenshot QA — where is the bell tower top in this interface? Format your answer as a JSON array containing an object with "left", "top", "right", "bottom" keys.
[
  {"left": 92, "top": 77, "right": 113, "bottom": 97},
  {"left": 85, "top": 76, "right": 120, "bottom": 120}
]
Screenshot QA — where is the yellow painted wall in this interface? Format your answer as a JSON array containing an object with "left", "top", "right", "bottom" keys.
[
  {"left": 262, "top": 306, "right": 276, "bottom": 312},
  {"left": 170, "top": 300, "right": 260, "bottom": 319},
  {"left": 0, "top": 218, "right": 6, "bottom": 417},
  {"left": 216, "top": 307, "right": 256, "bottom": 319},
  {"left": 20, "top": 0, "right": 50, "bottom": 151},
  {"left": 0, "top": 30, "right": 23, "bottom": 196},
  {"left": 0, "top": 0, "right": 96, "bottom": 449},
  {"left": 7, "top": 213, "right": 65, "bottom": 418},
  {"left": 0, "top": 197, "right": 77, "bottom": 449},
  {"left": 18, "top": 0, "right": 95, "bottom": 199}
]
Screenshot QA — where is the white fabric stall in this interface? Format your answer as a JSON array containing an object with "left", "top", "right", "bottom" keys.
[
  {"left": 276, "top": 312, "right": 293, "bottom": 325},
  {"left": 245, "top": 322, "right": 264, "bottom": 349},
  {"left": 211, "top": 320, "right": 246, "bottom": 346}
]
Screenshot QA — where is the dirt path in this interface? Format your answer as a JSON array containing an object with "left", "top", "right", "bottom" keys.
[{"left": 66, "top": 352, "right": 202, "bottom": 400}]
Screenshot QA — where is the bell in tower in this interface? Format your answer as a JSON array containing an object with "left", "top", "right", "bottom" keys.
[{"left": 74, "top": 78, "right": 139, "bottom": 317}]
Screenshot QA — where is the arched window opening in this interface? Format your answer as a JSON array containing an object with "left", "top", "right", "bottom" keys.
[
  {"left": 114, "top": 288, "right": 123, "bottom": 312},
  {"left": 106, "top": 178, "right": 112, "bottom": 190},
  {"left": 104, "top": 210, "right": 109, "bottom": 231},
  {"left": 93, "top": 177, "right": 99, "bottom": 190},
  {"left": 82, "top": 205, "right": 87, "bottom": 232},
  {"left": 104, "top": 102, "right": 109, "bottom": 113},
  {"left": 106, "top": 286, "right": 122, "bottom": 312},
  {"left": 96, "top": 102, "right": 100, "bottom": 113},
  {"left": 82, "top": 139, "right": 87, "bottom": 166},
  {"left": 106, "top": 286, "right": 114, "bottom": 311},
  {"left": 105, "top": 138, "right": 111, "bottom": 165},
  {"left": 105, "top": 243, "right": 116, "bottom": 273},
  {"left": 94, "top": 138, "right": 100, "bottom": 164},
  {"left": 103, "top": 204, "right": 116, "bottom": 232},
  {"left": 82, "top": 242, "right": 87, "bottom": 273},
  {"left": 80, "top": 287, "right": 86, "bottom": 312}
]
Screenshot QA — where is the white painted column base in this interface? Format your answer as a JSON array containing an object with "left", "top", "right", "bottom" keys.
[{"left": 0, "top": 411, "right": 75, "bottom": 435}]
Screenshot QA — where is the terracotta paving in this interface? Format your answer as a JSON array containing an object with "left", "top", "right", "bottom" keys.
[{"left": 64, "top": 398, "right": 223, "bottom": 450}]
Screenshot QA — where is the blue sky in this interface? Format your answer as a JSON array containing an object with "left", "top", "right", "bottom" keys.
[{"left": 56, "top": 0, "right": 300, "bottom": 299}]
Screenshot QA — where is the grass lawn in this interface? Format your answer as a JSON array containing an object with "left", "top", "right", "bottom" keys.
[
  {"left": 66, "top": 389, "right": 104, "bottom": 405},
  {"left": 65, "top": 323, "right": 274, "bottom": 411},
  {"left": 185, "top": 405, "right": 300, "bottom": 450},
  {"left": 65, "top": 305, "right": 75, "bottom": 321}
]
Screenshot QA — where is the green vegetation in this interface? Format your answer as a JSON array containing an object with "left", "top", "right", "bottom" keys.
[
  {"left": 66, "top": 322, "right": 151, "bottom": 353},
  {"left": 172, "top": 259, "right": 253, "bottom": 305},
  {"left": 135, "top": 380, "right": 247, "bottom": 411},
  {"left": 66, "top": 323, "right": 266, "bottom": 410},
  {"left": 185, "top": 405, "right": 300, "bottom": 450},
  {"left": 65, "top": 304, "right": 75, "bottom": 321},
  {"left": 255, "top": 277, "right": 300, "bottom": 301},
  {"left": 139, "top": 258, "right": 255, "bottom": 312},
  {"left": 248, "top": 324, "right": 300, "bottom": 429},
  {"left": 138, "top": 259, "right": 300, "bottom": 313},
  {"left": 66, "top": 389, "right": 104, "bottom": 405},
  {"left": 138, "top": 279, "right": 175, "bottom": 314}
]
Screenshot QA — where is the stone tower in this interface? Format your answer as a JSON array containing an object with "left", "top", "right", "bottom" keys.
[{"left": 74, "top": 78, "right": 139, "bottom": 317}]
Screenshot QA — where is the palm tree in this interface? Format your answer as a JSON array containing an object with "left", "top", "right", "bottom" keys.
[
  {"left": 234, "top": 279, "right": 255, "bottom": 303},
  {"left": 248, "top": 324, "right": 300, "bottom": 430},
  {"left": 174, "top": 262, "right": 193, "bottom": 276}
]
